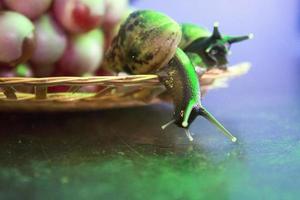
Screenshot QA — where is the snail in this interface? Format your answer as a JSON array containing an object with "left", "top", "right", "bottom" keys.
[{"left": 103, "top": 10, "right": 253, "bottom": 142}]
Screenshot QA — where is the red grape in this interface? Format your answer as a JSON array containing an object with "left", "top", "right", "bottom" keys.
[
  {"left": 0, "top": 66, "right": 14, "bottom": 77},
  {"left": 102, "top": 6, "right": 132, "bottom": 50},
  {"left": 53, "top": 0, "right": 105, "bottom": 33},
  {"left": 95, "top": 67, "right": 113, "bottom": 76},
  {"left": 57, "top": 29, "right": 104, "bottom": 76},
  {"left": 0, "top": 11, "right": 36, "bottom": 67},
  {"left": 3, "top": 0, "right": 52, "bottom": 19},
  {"left": 0, "top": 63, "right": 32, "bottom": 77},
  {"left": 31, "top": 63, "right": 56, "bottom": 77},
  {"left": 103, "top": 0, "right": 128, "bottom": 31},
  {"left": 48, "top": 85, "right": 69, "bottom": 93},
  {"left": 31, "top": 14, "right": 67, "bottom": 67},
  {"left": 79, "top": 85, "right": 98, "bottom": 93}
]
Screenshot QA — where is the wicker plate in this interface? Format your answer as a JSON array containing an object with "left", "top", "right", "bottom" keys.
[{"left": 0, "top": 62, "right": 250, "bottom": 112}]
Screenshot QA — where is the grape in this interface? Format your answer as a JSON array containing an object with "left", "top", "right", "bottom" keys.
[
  {"left": 79, "top": 85, "right": 98, "bottom": 92},
  {"left": 103, "top": 0, "right": 128, "bottom": 31},
  {"left": 31, "top": 63, "right": 56, "bottom": 77},
  {"left": 48, "top": 85, "right": 69, "bottom": 93},
  {"left": 0, "top": 1, "right": 3, "bottom": 10},
  {"left": 53, "top": 0, "right": 105, "bottom": 33},
  {"left": 3, "top": 0, "right": 52, "bottom": 19},
  {"left": 95, "top": 68, "right": 113, "bottom": 76},
  {"left": 31, "top": 14, "right": 67, "bottom": 67},
  {"left": 0, "top": 63, "right": 32, "bottom": 77},
  {"left": 103, "top": 5, "right": 132, "bottom": 49},
  {"left": 0, "top": 11, "right": 36, "bottom": 67},
  {"left": 57, "top": 29, "right": 104, "bottom": 76},
  {"left": 0, "top": 66, "right": 14, "bottom": 77}
]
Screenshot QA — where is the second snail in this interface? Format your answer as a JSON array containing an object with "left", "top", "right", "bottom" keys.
[{"left": 103, "top": 10, "right": 253, "bottom": 142}]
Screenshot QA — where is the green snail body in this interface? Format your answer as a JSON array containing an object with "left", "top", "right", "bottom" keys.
[
  {"left": 158, "top": 48, "right": 201, "bottom": 128},
  {"left": 179, "top": 23, "right": 212, "bottom": 69},
  {"left": 179, "top": 23, "right": 211, "bottom": 50},
  {"left": 103, "top": 10, "right": 252, "bottom": 142}
]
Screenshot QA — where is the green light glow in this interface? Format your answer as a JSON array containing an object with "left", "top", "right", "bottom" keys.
[{"left": 15, "top": 63, "right": 29, "bottom": 77}]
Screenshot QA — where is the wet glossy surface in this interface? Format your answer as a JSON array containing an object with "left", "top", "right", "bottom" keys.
[
  {"left": 0, "top": 97, "right": 299, "bottom": 199},
  {"left": 0, "top": 0, "right": 300, "bottom": 199}
]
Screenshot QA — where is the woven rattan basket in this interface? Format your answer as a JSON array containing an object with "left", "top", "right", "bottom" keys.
[{"left": 0, "top": 62, "right": 250, "bottom": 112}]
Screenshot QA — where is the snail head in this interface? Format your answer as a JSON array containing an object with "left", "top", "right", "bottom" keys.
[
  {"left": 167, "top": 103, "right": 237, "bottom": 142},
  {"left": 180, "top": 104, "right": 237, "bottom": 142},
  {"left": 200, "top": 22, "right": 253, "bottom": 69}
]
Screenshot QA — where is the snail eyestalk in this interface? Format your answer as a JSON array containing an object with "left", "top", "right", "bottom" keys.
[
  {"left": 213, "top": 21, "right": 219, "bottom": 27},
  {"left": 184, "top": 129, "right": 194, "bottom": 141},
  {"left": 212, "top": 22, "right": 221, "bottom": 39},
  {"left": 182, "top": 101, "right": 195, "bottom": 128},
  {"left": 198, "top": 107, "right": 237, "bottom": 142},
  {"left": 161, "top": 119, "right": 176, "bottom": 130},
  {"left": 224, "top": 33, "right": 254, "bottom": 44},
  {"left": 248, "top": 33, "right": 254, "bottom": 39}
]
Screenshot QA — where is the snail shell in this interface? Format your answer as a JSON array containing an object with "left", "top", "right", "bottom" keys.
[{"left": 103, "top": 10, "right": 182, "bottom": 74}]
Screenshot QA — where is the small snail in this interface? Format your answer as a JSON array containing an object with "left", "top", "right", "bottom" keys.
[{"left": 103, "top": 10, "right": 253, "bottom": 142}]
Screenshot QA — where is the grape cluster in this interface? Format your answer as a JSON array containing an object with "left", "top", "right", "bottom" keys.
[{"left": 0, "top": 0, "right": 130, "bottom": 78}]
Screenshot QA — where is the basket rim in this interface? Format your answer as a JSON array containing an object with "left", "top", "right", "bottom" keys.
[
  {"left": 0, "top": 62, "right": 251, "bottom": 87},
  {"left": 0, "top": 62, "right": 251, "bottom": 111},
  {"left": 0, "top": 74, "right": 160, "bottom": 86}
]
